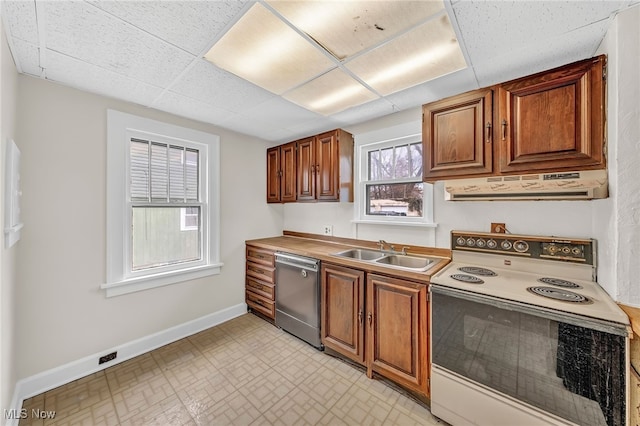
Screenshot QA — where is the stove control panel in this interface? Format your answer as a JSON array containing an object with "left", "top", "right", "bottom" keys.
[{"left": 451, "top": 231, "right": 594, "bottom": 265}]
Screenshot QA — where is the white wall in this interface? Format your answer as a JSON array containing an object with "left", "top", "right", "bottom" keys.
[
  {"left": 593, "top": 4, "right": 640, "bottom": 307},
  {"left": 1, "top": 18, "right": 19, "bottom": 419},
  {"left": 14, "top": 76, "right": 281, "bottom": 379},
  {"left": 283, "top": 8, "right": 640, "bottom": 306}
]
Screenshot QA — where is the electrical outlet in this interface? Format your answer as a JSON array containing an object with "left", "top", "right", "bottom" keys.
[
  {"left": 323, "top": 225, "right": 333, "bottom": 236},
  {"left": 491, "top": 223, "right": 506, "bottom": 233},
  {"left": 99, "top": 351, "right": 117, "bottom": 365}
]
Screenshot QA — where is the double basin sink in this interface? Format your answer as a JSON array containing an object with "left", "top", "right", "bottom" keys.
[{"left": 332, "top": 248, "right": 435, "bottom": 272}]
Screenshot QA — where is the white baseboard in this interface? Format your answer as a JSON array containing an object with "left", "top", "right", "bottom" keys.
[{"left": 7, "top": 303, "right": 247, "bottom": 426}]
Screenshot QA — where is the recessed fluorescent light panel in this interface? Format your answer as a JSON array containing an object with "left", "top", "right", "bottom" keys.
[
  {"left": 266, "top": 1, "right": 445, "bottom": 60},
  {"left": 203, "top": 3, "right": 335, "bottom": 95},
  {"left": 204, "top": 1, "right": 466, "bottom": 116},
  {"left": 284, "top": 68, "right": 379, "bottom": 116},
  {"left": 345, "top": 15, "right": 466, "bottom": 96}
]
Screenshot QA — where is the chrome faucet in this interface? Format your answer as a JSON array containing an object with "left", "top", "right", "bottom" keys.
[{"left": 378, "top": 240, "right": 395, "bottom": 252}]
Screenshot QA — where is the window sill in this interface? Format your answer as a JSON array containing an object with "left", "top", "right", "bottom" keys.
[
  {"left": 102, "top": 263, "right": 223, "bottom": 297},
  {"left": 352, "top": 219, "right": 438, "bottom": 228}
]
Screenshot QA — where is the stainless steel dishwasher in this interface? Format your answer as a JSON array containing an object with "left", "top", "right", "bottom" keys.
[{"left": 275, "top": 252, "right": 323, "bottom": 349}]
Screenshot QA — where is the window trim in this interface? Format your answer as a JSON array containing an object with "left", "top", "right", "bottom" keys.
[
  {"left": 103, "top": 110, "right": 222, "bottom": 297},
  {"left": 353, "top": 126, "right": 435, "bottom": 227}
]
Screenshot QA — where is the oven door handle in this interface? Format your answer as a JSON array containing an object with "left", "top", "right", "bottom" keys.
[{"left": 429, "top": 284, "right": 630, "bottom": 337}]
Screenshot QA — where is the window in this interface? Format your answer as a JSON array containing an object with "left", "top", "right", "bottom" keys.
[
  {"left": 103, "top": 110, "right": 222, "bottom": 297},
  {"left": 355, "top": 128, "right": 434, "bottom": 226}
]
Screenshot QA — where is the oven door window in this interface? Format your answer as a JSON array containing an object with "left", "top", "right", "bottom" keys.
[{"left": 431, "top": 290, "right": 626, "bottom": 426}]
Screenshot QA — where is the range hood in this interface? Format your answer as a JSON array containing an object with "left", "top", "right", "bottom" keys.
[{"left": 444, "top": 170, "right": 608, "bottom": 201}]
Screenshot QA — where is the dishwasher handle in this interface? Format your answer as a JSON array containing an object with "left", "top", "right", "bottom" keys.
[{"left": 275, "top": 252, "right": 319, "bottom": 271}]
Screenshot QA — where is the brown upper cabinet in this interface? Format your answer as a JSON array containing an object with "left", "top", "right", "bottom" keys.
[
  {"left": 297, "top": 129, "right": 354, "bottom": 202},
  {"left": 422, "top": 88, "right": 494, "bottom": 180},
  {"left": 266, "top": 142, "right": 296, "bottom": 203},
  {"left": 422, "top": 55, "right": 606, "bottom": 181},
  {"left": 267, "top": 129, "right": 354, "bottom": 203},
  {"left": 498, "top": 55, "right": 606, "bottom": 173}
]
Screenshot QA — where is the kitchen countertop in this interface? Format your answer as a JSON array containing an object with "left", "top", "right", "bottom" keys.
[
  {"left": 620, "top": 304, "right": 640, "bottom": 336},
  {"left": 246, "top": 231, "right": 451, "bottom": 283}
]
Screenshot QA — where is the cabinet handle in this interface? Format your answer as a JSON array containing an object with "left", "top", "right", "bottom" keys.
[
  {"left": 367, "top": 312, "right": 372, "bottom": 326},
  {"left": 311, "top": 165, "right": 315, "bottom": 172},
  {"left": 485, "top": 122, "right": 492, "bottom": 143},
  {"left": 315, "top": 164, "right": 320, "bottom": 174},
  {"left": 501, "top": 119, "right": 507, "bottom": 141},
  {"left": 358, "top": 309, "right": 363, "bottom": 324}
]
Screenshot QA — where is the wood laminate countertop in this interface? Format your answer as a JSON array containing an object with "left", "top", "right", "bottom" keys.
[
  {"left": 246, "top": 231, "right": 452, "bottom": 284},
  {"left": 620, "top": 304, "right": 640, "bottom": 337}
]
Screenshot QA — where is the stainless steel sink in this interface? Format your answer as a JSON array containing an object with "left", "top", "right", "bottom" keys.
[
  {"left": 332, "top": 248, "right": 385, "bottom": 261},
  {"left": 332, "top": 249, "right": 436, "bottom": 272},
  {"left": 375, "top": 254, "right": 434, "bottom": 271}
]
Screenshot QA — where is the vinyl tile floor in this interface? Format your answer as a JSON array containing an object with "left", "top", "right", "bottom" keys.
[{"left": 19, "top": 313, "right": 447, "bottom": 426}]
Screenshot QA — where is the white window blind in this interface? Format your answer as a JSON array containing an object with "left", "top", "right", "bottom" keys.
[{"left": 130, "top": 138, "right": 199, "bottom": 202}]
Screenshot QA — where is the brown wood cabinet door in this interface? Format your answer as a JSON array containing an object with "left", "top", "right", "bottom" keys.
[
  {"left": 296, "top": 137, "right": 316, "bottom": 201},
  {"left": 366, "top": 274, "right": 428, "bottom": 396},
  {"left": 266, "top": 146, "right": 280, "bottom": 203},
  {"left": 498, "top": 55, "right": 606, "bottom": 173},
  {"left": 321, "top": 264, "right": 365, "bottom": 365},
  {"left": 280, "top": 142, "right": 297, "bottom": 202},
  {"left": 316, "top": 131, "right": 339, "bottom": 201},
  {"left": 423, "top": 88, "right": 493, "bottom": 181}
]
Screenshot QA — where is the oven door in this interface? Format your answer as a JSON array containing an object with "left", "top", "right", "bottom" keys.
[{"left": 430, "top": 285, "right": 628, "bottom": 426}]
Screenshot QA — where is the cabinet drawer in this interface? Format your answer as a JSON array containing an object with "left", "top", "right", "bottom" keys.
[
  {"left": 246, "top": 262, "right": 275, "bottom": 284},
  {"left": 631, "top": 366, "right": 640, "bottom": 426},
  {"left": 246, "top": 290, "right": 275, "bottom": 319},
  {"left": 246, "top": 277, "right": 275, "bottom": 300},
  {"left": 246, "top": 246, "right": 275, "bottom": 266}
]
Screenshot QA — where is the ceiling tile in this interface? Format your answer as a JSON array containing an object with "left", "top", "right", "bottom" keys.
[
  {"left": 267, "top": 0, "right": 445, "bottom": 60},
  {"left": 240, "top": 97, "right": 324, "bottom": 129},
  {"left": 44, "top": 1, "right": 195, "bottom": 88},
  {"left": 168, "top": 60, "right": 275, "bottom": 113},
  {"left": 346, "top": 14, "right": 466, "bottom": 96},
  {"left": 88, "top": 0, "right": 249, "bottom": 55},
  {"left": 9, "top": 38, "right": 41, "bottom": 76},
  {"left": 386, "top": 67, "right": 479, "bottom": 109},
  {"left": 45, "top": 50, "right": 164, "bottom": 106},
  {"left": 284, "top": 68, "right": 379, "bottom": 116},
  {"left": 452, "top": 0, "right": 627, "bottom": 65},
  {"left": 153, "top": 91, "right": 237, "bottom": 125},
  {"left": 472, "top": 20, "right": 611, "bottom": 87},
  {"left": 2, "top": 0, "right": 39, "bottom": 44},
  {"left": 329, "top": 97, "right": 398, "bottom": 126}
]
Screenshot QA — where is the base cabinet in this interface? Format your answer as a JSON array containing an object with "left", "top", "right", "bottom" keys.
[
  {"left": 321, "top": 264, "right": 365, "bottom": 364},
  {"left": 367, "top": 274, "right": 429, "bottom": 397},
  {"left": 245, "top": 245, "right": 276, "bottom": 321},
  {"left": 321, "top": 263, "right": 429, "bottom": 399}
]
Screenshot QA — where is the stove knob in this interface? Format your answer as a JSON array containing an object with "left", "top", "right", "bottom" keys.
[
  {"left": 487, "top": 239, "right": 497, "bottom": 249},
  {"left": 456, "top": 237, "right": 466, "bottom": 246},
  {"left": 561, "top": 246, "right": 571, "bottom": 254},
  {"left": 513, "top": 240, "right": 529, "bottom": 253},
  {"left": 476, "top": 238, "right": 486, "bottom": 248},
  {"left": 571, "top": 247, "right": 582, "bottom": 255},
  {"left": 501, "top": 240, "right": 512, "bottom": 250},
  {"left": 548, "top": 244, "right": 558, "bottom": 254},
  {"left": 466, "top": 238, "right": 476, "bottom": 247}
]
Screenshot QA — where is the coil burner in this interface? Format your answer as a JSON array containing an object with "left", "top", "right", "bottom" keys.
[
  {"left": 450, "top": 274, "right": 484, "bottom": 284},
  {"left": 526, "top": 286, "right": 593, "bottom": 304},
  {"left": 537, "top": 277, "right": 581, "bottom": 289},
  {"left": 458, "top": 266, "right": 497, "bottom": 277}
]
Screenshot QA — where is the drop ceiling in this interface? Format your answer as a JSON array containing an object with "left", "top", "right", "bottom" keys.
[{"left": 2, "top": 0, "right": 637, "bottom": 143}]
